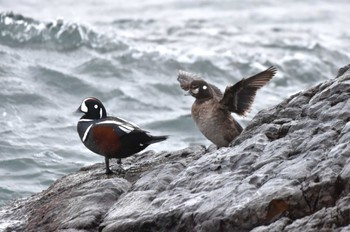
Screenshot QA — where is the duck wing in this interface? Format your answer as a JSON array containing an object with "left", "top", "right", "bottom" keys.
[{"left": 219, "top": 66, "right": 277, "bottom": 116}]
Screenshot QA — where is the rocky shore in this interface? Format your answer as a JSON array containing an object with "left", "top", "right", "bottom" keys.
[{"left": 1, "top": 65, "right": 350, "bottom": 232}]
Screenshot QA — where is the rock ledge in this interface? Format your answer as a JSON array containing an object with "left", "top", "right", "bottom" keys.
[{"left": 1, "top": 65, "right": 350, "bottom": 232}]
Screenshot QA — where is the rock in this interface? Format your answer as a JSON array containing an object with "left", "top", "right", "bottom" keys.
[{"left": 1, "top": 65, "right": 350, "bottom": 232}]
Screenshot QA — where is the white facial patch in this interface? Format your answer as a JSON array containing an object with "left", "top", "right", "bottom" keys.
[
  {"left": 80, "top": 99, "right": 88, "bottom": 113},
  {"left": 94, "top": 104, "right": 98, "bottom": 109},
  {"left": 202, "top": 85, "right": 207, "bottom": 90},
  {"left": 192, "top": 88, "right": 199, "bottom": 94},
  {"left": 80, "top": 97, "right": 95, "bottom": 113}
]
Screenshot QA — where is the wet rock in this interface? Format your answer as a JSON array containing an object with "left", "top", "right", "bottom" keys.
[{"left": 1, "top": 65, "right": 350, "bottom": 232}]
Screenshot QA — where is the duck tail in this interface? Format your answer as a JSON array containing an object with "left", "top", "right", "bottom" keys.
[{"left": 146, "top": 135, "right": 168, "bottom": 145}]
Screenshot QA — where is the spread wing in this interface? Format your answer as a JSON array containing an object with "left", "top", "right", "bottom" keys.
[
  {"left": 177, "top": 70, "right": 223, "bottom": 97},
  {"left": 220, "top": 66, "right": 277, "bottom": 116}
]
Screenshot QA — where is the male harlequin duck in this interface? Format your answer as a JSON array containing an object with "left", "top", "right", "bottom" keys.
[
  {"left": 177, "top": 66, "right": 277, "bottom": 147},
  {"left": 76, "top": 97, "right": 168, "bottom": 174}
]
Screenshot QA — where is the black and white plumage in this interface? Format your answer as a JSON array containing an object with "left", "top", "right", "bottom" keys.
[
  {"left": 177, "top": 66, "right": 277, "bottom": 147},
  {"left": 76, "top": 97, "right": 168, "bottom": 174}
]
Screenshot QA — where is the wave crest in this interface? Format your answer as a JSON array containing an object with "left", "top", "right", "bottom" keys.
[{"left": 0, "top": 12, "right": 127, "bottom": 51}]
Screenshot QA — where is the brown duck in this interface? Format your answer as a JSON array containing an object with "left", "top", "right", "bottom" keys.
[{"left": 177, "top": 66, "right": 277, "bottom": 147}]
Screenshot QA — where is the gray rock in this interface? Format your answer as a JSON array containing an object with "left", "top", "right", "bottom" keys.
[{"left": 1, "top": 65, "right": 350, "bottom": 232}]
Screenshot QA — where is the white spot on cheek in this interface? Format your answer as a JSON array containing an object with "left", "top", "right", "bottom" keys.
[
  {"left": 94, "top": 104, "right": 98, "bottom": 109},
  {"left": 81, "top": 100, "right": 88, "bottom": 113},
  {"left": 192, "top": 88, "right": 199, "bottom": 94},
  {"left": 203, "top": 85, "right": 207, "bottom": 90}
]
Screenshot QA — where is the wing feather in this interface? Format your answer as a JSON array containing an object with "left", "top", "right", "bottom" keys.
[{"left": 220, "top": 66, "right": 277, "bottom": 115}]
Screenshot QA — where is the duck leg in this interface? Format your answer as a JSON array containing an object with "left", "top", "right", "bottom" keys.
[{"left": 105, "top": 157, "right": 113, "bottom": 175}]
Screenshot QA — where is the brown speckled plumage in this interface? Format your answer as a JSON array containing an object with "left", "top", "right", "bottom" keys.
[{"left": 177, "top": 66, "right": 277, "bottom": 147}]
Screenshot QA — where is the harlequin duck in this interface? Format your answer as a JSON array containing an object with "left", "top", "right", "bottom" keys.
[
  {"left": 76, "top": 97, "right": 168, "bottom": 174},
  {"left": 177, "top": 66, "right": 277, "bottom": 147}
]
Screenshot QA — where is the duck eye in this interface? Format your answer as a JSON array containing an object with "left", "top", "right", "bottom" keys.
[{"left": 94, "top": 104, "right": 98, "bottom": 109}]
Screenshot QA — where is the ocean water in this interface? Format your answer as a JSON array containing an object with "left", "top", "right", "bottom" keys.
[{"left": 0, "top": 0, "right": 350, "bottom": 207}]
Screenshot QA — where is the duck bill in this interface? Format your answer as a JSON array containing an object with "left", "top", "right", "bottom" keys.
[
  {"left": 184, "top": 91, "right": 192, "bottom": 96},
  {"left": 74, "top": 107, "right": 83, "bottom": 114}
]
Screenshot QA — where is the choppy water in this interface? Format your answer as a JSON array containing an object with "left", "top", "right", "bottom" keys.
[{"left": 0, "top": 0, "right": 350, "bottom": 207}]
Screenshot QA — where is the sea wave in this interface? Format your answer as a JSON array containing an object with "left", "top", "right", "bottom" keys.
[{"left": 0, "top": 12, "right": 128, "bottom": 51}]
